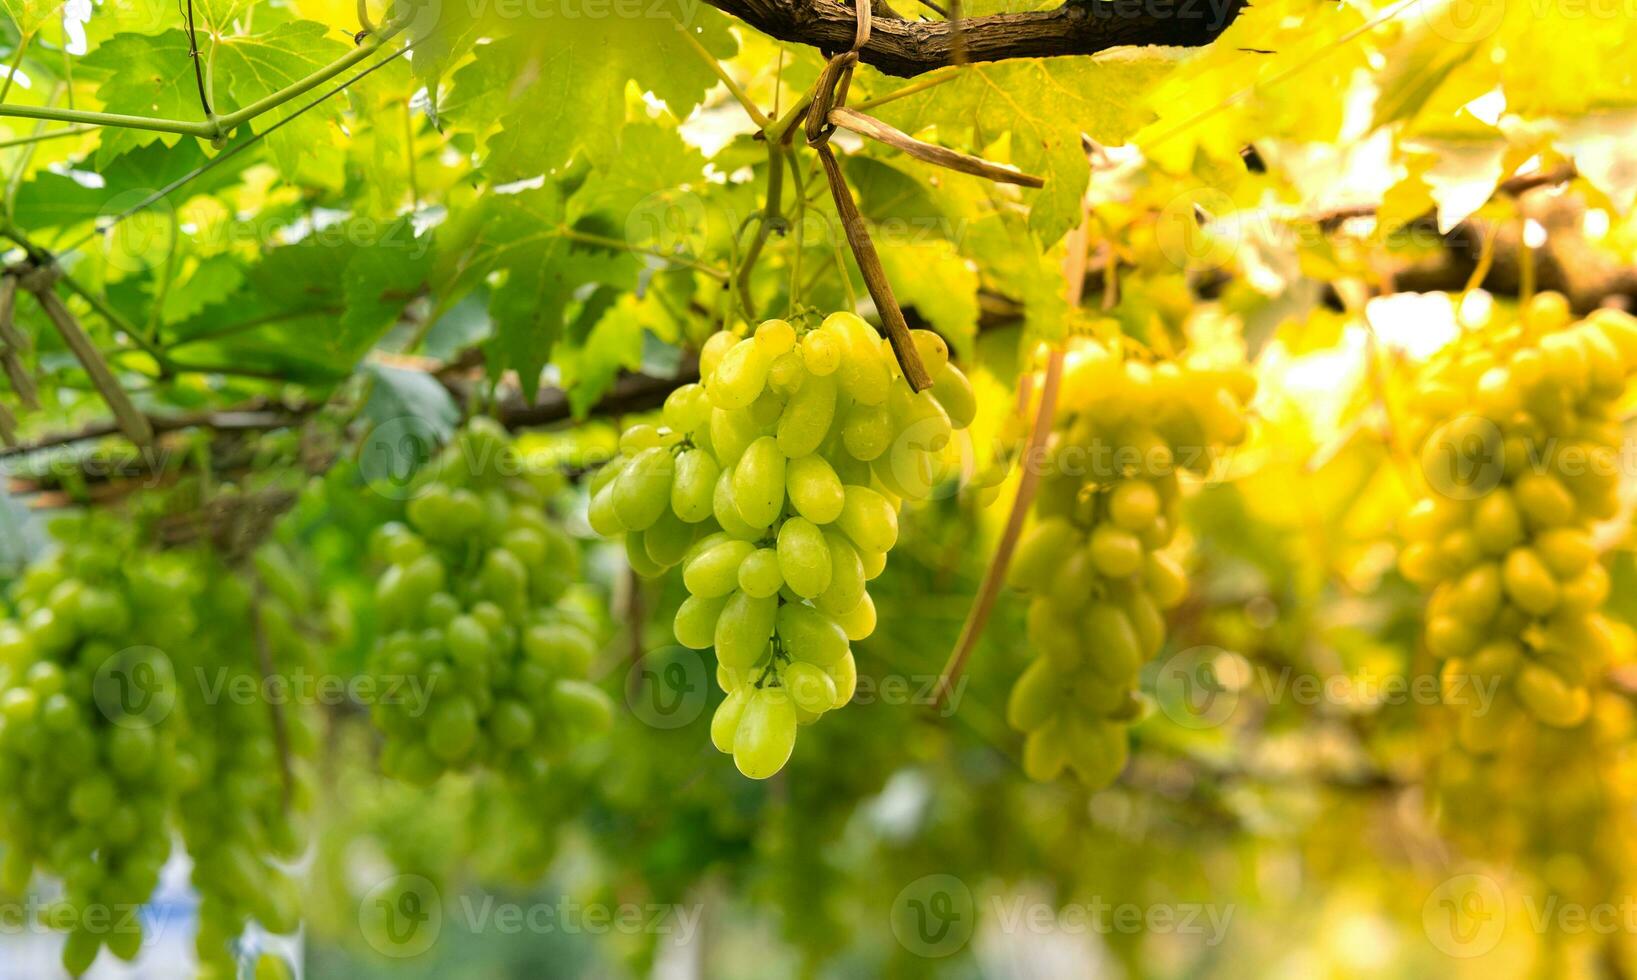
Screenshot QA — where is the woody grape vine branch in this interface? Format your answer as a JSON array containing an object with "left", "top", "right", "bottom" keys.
[{"left": 702, "top": 0, "right": 1248, "bottom": 77}]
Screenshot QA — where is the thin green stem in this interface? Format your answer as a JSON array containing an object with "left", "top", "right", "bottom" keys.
[
  {"left": 145, "top": 210, "right": 180, "bottom": 343},
  {"left": 0, "top": 103, "right": 216, "bottom": 137},
  {"left": 403, "top": 99, "right": 419, "bottom": 209},
  {"left": 676, "top": 23, "right": 768, "bottom": 130},
  {"left": 766, "top": 80, "right": 817, "bottom": 145},
  {"left": 850, "top": 67, "right": 959, "bottom": 111},
  {"left": 170, "top": 305, "right": 345, "bottom": 346},
  {"left": 736, "top": 141, "right": 785, "bottom": 320},
  {"left": 558, "top": 227, "right": 729, "bottom": 281},
  {"left": 0, "top": 123, "right": 93, "bottom": 149},
  {"left": 786, "top": 151, "right": 807, "bottom": 314},
  {"left": 0, "top": 19, "right": 407, "bottom": 139},
  {"left": 203, "top": 26, "right": 221, "bottom": 133},
  {"left": 0, "top": 34, "right": 32, "bottom": 106},
  {"left": 214, "top": 20, "right": 406, "bottom": 132}
]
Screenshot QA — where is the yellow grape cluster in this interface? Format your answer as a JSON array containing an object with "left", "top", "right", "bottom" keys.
[
  {"left": 1435, "top": 690, "right": 1637, "bottom": 891},
  {"left": 1006, "top": 339, "right": 1254, "bottom": 786},
  {"left": 369, "top": 420, "right": 613, "bottom": 785},
  {"left": 1401, "top": 293, "right": 1637, "bottom": 750},
  {"left": 589, "top": 313, "right": 975, "bottom": 779}
]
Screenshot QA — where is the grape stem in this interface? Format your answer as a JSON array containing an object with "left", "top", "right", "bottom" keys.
[
  {"left": 930, "top": 205, "right": 1089, "bottom": 712},
  {"left": 248, "top": 581, "right": 297, "bottom": 812}
]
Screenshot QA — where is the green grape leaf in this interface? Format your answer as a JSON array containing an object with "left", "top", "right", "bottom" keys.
[
  {"left": 161, "top": 254, "right": 246, "bottom": 324},
  {"left": 433, "top": 185, "right": 639, "bottom": 402},
  {"left": 1, "top": 0, "right": 63, "bottom": 36},
  {"left": 81, "top": 31, "right": 205, "bottom": 164},
  {"left": 558, "top": 293, "right": 647, "bottom": 418},
  {"left": 362, "top": 360, "right": 461, "bottom": 443},
  {"left": 213, "top": 21, "right": 351, "bottom": 182},
  {"left": 10, "top": 135, "right": 252, "bottom": 236},
  {"left": 340, "top": 217, "right": 433, "bottom": 344},
  {"left": 454, "top": 7, "right": 735, "bottom": 180},
  {"left": 873, "top": 57, "right": 1175, "bottom": 244},
  {"left": 568, "top": 122, "right": 707, "bottom": 226},
  {"left": 82, "top": 22, "right": 348, "bottom": 179},
  {"left": 878, "top": 240, "right": 978, "bottom": 356}
]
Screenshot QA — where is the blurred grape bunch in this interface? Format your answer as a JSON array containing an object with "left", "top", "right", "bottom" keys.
[
  {"left": 1006, "top": 333, "right": 1255, "bottom": 786},
  {"left": 1400, "top": 292, "right": 1637, "bottom": 744},
  {"left": 366, "top": 418, "right": 615, "bottom": 785},
  {"left": 0, "top": 516, "right": 200, "bottom": 974}
]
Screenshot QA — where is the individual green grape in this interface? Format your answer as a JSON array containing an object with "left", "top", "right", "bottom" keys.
[
  {"left": 714, "top": 591, "right": 778, "bottom": 670},
  {"left": 708, "top": 338, "right": 774, "bottom": 410},
  {"left": 612, "top": 446, "right": 675, "bottom": 531},
  {"left": 811, "top": 534, "right": 863, "bottom": 617},
  {"left": 777, "top": 373, "right": 836, "bottom": 458},
  {"left": 675, "top": 594, "right": 730, "bottom": 650},
  {"left": 1006, "top": 334, "right": 1254, "bottom": 788},
  {"left": 733, "top": 687, "right": 797, "bottom": 779},
  {"left": 684, "top": 539, "right": 758, "bottom": 598},
  {"left": 713, "top": 468, "right": 769, "bottom": 540},
  {"left": 777, "top": 602, "right": 849, "bottom": 667},
  {"left": 786, "top": 453, "right": 846, "bottom": 525},
  {"left": 841, "top": 404, "right": 893, "bottom": 461},
  {"left": 671, "top": 448, "right": 721, "bottom": 523},
  {"left": 738, "top": 548, "right": 785, "bottom": 599},
  {"left": 837, "top": 486, "right": 898, "bottom": 554},
  {"left": 776, "top": 518, "right": 832, "bottom": 599},
  {"left": 930, "top": 362, "right": 977, "bottom": 429},
  {"left": 711, "top": 686, "right": 751, "bottom": 753},
  {"left": 829, "top": 313, "right": 892, "bottom": 406},
  {"left": 733, "top": 436, "right": 787, "bottom": 528}
]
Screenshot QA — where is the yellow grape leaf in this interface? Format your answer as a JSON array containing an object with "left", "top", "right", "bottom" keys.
[
  {"left": 1402, "top": 137, "right": 1506, "bottom": 234},
  {"left": 873, "top": 55, "right": 1176, "bottom": 245},
  {"left": 1, "top": 0, "right": 64, "bottom": 37}
]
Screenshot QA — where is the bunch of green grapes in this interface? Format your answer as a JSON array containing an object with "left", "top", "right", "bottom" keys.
[
  {"left": 368, "top": 419, "right": 613, "bottom": 785},
  {"left": 1400, "top": 293, "right": 1637, "bottom": 750},
  {"left": 1434, "top": 688, "right": 1637, "bottom": 896},
  {"left": 176, "top": 545, "right": 324, "bottom": 977},
  {"left": 1006, "top": 338, "right": 1254, "bottom": 786},
  {"left": 588, "top": 313, "right": 976, "bottom": 778},
  {"left": 0, "top": 517, "right": 199, "bottom": 975}
]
